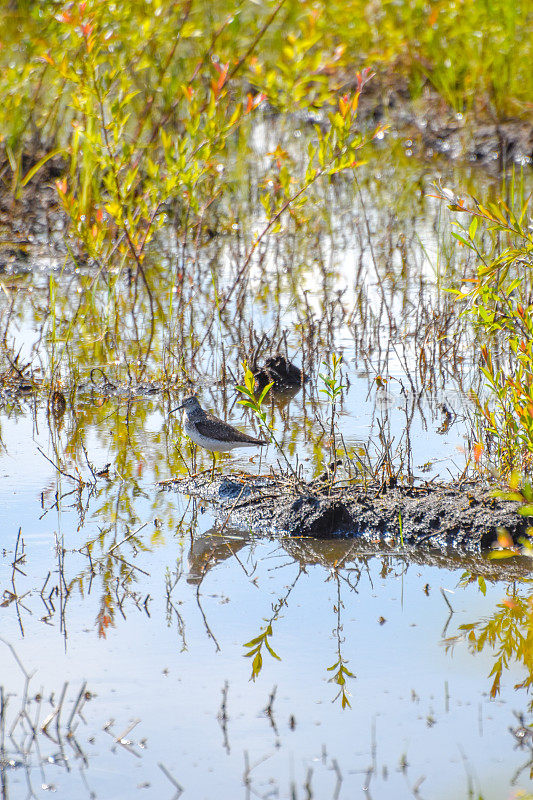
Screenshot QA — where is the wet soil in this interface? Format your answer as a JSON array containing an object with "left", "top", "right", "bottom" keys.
[
  {"left": 335, "top": 74, "right": 533, "bottom": 169},
  {"left": 163, "top": 472, "right": 532, "bottom": 554}
]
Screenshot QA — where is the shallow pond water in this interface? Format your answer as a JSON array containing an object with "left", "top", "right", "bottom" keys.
[
  {"left": 1, "top": 400, "right": 532, "bottom": 799},
  {"left": 1, "top": 140, "right": 533, "bottom": 798},
  {"left": 1, "top": 453, "right": 532, "bottom": 800}
]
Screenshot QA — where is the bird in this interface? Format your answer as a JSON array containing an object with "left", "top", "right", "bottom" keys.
[{"left": 171, "top": 395, "right": 268, "bottom": 478}]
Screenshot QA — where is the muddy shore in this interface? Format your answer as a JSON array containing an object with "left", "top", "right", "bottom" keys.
[
  {"left": 352, "top": 75, "right": 533, "bottom": 169},
  {"left": 163, "top": 472, "right": 532, "bottom": 554}
]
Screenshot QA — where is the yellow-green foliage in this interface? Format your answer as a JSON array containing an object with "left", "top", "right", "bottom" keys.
[
  {"left": 1, "top": 0, "right": 531, "bottom": 387},
  {"left": 449, "top": 575, "right": 533, "bottom": 708},
  {"left": 1, "top": 0, "right": 530, "bottom": 260},
  {"left": 1, "top": 0, "right": 531, "bottom": 166},
  {"left": 442, "top": 179, "right": 533, "bottom": 478}
]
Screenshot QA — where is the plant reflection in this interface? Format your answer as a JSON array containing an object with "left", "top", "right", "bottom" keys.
[
  {"left": 445, "top": 575, "right": 533, "bottom": 707},
  {"left": 244, "top": 567, "right": 303, "bottom": 680},
  {"left": 326, "top": 570, "right": 356, "bottom": 708}
]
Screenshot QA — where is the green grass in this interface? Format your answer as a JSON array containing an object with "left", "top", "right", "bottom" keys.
[
  {"left": 1, "top": 0, "right": 531, "bottom": 169},
  {"left": 1, "top": 0, "right": 532, "bottom": 490},
  {"left": 438, "top": 174, "right": 533, "bottom": 480}
]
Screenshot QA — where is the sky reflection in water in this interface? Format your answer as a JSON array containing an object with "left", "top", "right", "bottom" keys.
[
  {"left": 0, "top": 419, "right": 532, "bottom": 799},
  {"left": 1, "top": 153, "right": 533, "bottom": 799}
]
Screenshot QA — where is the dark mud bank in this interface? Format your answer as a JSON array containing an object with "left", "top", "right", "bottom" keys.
[
  {"left": 164, "top": 473, "right": 532, "bottom": 553},
  {"left": 353, "top": 77, "right": 533, "bottom": 169}
]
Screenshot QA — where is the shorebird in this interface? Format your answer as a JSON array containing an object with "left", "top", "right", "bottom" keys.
[{"left": 171, "top": 395, "right": 268, "bottom": 477}]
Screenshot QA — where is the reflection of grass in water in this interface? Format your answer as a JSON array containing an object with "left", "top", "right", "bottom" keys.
[
  {"left": 327, "top": 570, "right": 356, "bottom": 709},
  {"left": 243, "top": 568, "right": 302, "bottom": 680},
  {"left": 0, "top": 154, "right": 486, "bottom": 485},
  {"left": 445, "top": 574, "right": 533, "bottom": 709},
  {"left": 0, "top": 637, "right": 183, "bottom": 796},
  {"left": 243, "top": 561, "right": 356, "bottom": 708},
  {"left": 0, "top": 0, "right": 530, "bottom": 495}
]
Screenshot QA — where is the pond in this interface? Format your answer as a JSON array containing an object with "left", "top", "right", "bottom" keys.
[{"left": 1, "top": 131, "right": 532, "bottom": 799}]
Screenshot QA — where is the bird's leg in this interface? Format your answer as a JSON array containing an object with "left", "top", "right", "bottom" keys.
[{"left": 211, "top": 452, "right": 216, "bottom": 481}]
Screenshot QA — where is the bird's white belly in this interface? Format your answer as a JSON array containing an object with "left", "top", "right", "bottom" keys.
[{"left": 184, "top": 419, "right": 249, "bottom": 452}]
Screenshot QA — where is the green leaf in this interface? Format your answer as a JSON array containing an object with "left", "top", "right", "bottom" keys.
[
  {"left": 238, "top": 400, "right": 256, "bottom": 410},
  {"left": 488, "top": 550, "right": 517, "bottom": 560},
  {"left": 264, "top": 639, "right": 281, "bottom": 660},
  {"left": 452, "top": 231, "right": 474, "bottom": 249},
  {"left": 518, "top": 505, "right": 533, "bottom": 516},
  {"left": 243, "top": 634, "right": 264, "bottom": 648},
  {"left": 258, "top": 381, "right": 273, "bottom": 406},
  {"left": 22, "top": 148, "right": 64, "bottom": 187},
  {"left": 499, "top": 492, "right": 525, "bottom": 502},
  {"left": 506, "top": 278, "right": 523, "bottom": 295},
  {"left": 252, "top": 651, "right": 262, "bottom": 676}
]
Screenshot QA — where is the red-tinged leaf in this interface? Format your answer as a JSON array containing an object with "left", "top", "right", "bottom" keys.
[
  {"left": 497, "top": 530, "right": 514, "bottom": 548},
  {"left": 213, "top": 60, "right": 228, "bottom": 75},
  {"left": 81, "top": 22, "right": 90, "bottom": 36}
]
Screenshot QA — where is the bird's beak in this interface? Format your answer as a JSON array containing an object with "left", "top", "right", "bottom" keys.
[{"left": 169, "top": 403, "right": 185, "bottom": 414}]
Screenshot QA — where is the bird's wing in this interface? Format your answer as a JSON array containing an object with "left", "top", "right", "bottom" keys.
[{"left": 195, "top": 415, "right": 266, "bottom": 445}]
